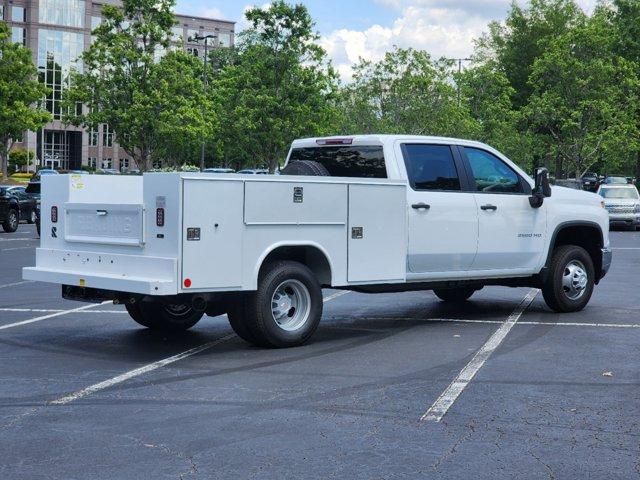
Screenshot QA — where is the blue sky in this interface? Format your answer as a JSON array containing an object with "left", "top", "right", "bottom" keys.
[{"left": 175, "top": 0, "right": 596, "bottom": 79}]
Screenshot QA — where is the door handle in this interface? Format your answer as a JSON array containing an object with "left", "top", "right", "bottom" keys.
[
  {"left": 481, "top": 204, "right": 498, "bottom": 211},
  {"left": 412, "top": 203, "right": 431, "bottom": 210},
  {"left": 96, "top": 210, "right": 108, "bottom": 216}
]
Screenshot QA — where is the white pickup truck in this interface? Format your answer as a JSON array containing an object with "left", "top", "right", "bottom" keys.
[{"left": 24, "top": 135, "right": 612, "bottom": 347}]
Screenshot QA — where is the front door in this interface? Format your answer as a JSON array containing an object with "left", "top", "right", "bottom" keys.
[
  {"left": 460, "top": 146, "right": 547, "bottom": 272},
  {"left": 399, "top": 143, "right": 478, "bottom": 275}
]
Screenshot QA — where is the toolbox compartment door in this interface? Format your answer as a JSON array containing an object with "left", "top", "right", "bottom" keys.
[
  {"left": 348, "top": 184, "right": 407, "bottom": 283},
  {"left": 181, "top": 179, "right": 244, "bottom": 290}
]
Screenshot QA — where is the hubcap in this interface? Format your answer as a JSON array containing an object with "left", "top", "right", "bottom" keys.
[
  {"left": 9, "top": 212, "right": 17, "bottom": 229},
  {"left": 31, "top": 211, "right": 36, "bottom": 223},
  {"left": 562, "top": 260, "right": 589, "bottom": 300},
  {"left": 271, "top": 279, "right": 311, "bottom": 332}
]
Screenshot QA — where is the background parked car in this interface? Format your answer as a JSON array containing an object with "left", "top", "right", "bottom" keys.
[
  {"left": 555, "top": 178, "right": 583, "bottom": 190},
  {"left": 603, "top": 176, "right": 631, "bottom": 185},
  {"left": 0, "top": 187, "right": 22, "bottom": 232},
  {"left": 203, "top": 168, "right": 235, "bottom": 174},
  {"left": 31, "top": 169, "right": 59, "bottom": 182},
  {"left": 581, "top": 172, "right": 600, "bottom": 192},
  {"left": 598, "top": 184, "right": 640, "bottom": 230},
  {"left": 0, "top": 185, "right": 37, "bottom": 225},
  {"left": 238, "top": 169, "right": 269, "bottom": 175}
]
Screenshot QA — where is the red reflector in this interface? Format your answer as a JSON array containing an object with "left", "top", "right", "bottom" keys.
[
  {"left": 316, "top": 138, "right": 353, "bottom": 146},
  {"left": 183, "top": 278, "right": 192, "bottom": 288},
  {"left": 51, "top": 206, "right": 58, "bottom": 223},
  {"left": 156, "top": 208, "right": 165, "bottom": 227}
]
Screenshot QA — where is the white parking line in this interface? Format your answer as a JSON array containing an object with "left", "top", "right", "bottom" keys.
[
  {"left": 0, "top": 301, "right": 112, "bottom": 331},
  {"left": 50, "top": 334, "right": 237, "bottom": 405},
  {"left": 323, "top": 290, "right": 349, "bottom": 303},
  {"left": 0, "top": 308, "right": 126, "bottom": 314},
  {"left": 0, "top": 238, "right": 35, "bottom": 242},
  {"left": 613, "top": 247, "right": 640, "bottom": 250},
  {"left": 354, "top": 317, "right": 640, "bottom": 329},
  {"left": 0, "top": 280, "right": 34, "bottom": 289},
  {"left": 1, "top": 247, "right": 34, "bottom": 252},
  {"left": 421, "top": 288, "right": 539, "bottom": 422},
  {"left": 48, "top": 291, "right": 347, "bottom": 405}
]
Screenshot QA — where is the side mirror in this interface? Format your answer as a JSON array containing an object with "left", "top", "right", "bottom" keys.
[{"left": 529, "top": 167, "right": 551, "bottom": 208}]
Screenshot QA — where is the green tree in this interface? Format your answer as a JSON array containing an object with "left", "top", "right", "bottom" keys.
[
  {"left": 63, "top": 0, "right": 211, "bottom": 171},
  {"left": 611, "top": 0, "right": 640, "bottom": 179},
  {"left": 212, "top": 1, "right": 338, "bottom": 172},
  {"left": 526, "top": 10, "right": 639, "bottom": 178},
  {"left": 338, "top": 48, "right": 480, "bottom": 138},
  {"left": 457, "top": 63, "right": 535, "bottom": 171},
  {"left": 477, "top": 0, "right": 584, "bottom": 109},
  {"left": 8, "top": 147, "right": 36, "bottom": 172},
  {"left": 0, "top": 22, "right": 51, "bottom": 179}
]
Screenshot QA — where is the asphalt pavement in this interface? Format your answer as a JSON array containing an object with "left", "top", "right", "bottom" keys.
[{"left": 0, "top": 224, "right": 638, "bottom": 479}]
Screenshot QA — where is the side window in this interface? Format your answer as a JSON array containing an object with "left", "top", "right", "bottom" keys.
[
  {"left": 402, "top": 144, "right": 461, "bottom": 191},
  {"left": 463, "top": 147, "right": 523, "bottom": 194}
]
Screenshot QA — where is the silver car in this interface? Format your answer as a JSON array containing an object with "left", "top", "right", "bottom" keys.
[{"left": 598, "top": 184, "right": 640, "bottom": 230}]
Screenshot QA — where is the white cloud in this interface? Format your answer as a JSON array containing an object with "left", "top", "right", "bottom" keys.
[{"left": 321, "top": 0, "right": 598, "bottom": 82}]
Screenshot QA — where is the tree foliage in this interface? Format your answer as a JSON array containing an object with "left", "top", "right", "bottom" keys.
[
  {"left": 0, "top": 22, "right": 51, "bottom": 179},
  {"left": 63, "top": 0, "right": 213, "bottom": 171},
  {"left": 212, "top": 1, "right": 338, "bottom": 172}
]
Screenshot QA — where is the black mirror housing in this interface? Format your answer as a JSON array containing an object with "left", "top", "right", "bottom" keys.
[{"left": 529, "top": 167, "right": 551, "bottom": 208}]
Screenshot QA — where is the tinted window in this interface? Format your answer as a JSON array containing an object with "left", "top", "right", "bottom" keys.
[
  {"left": 600, "top": 187, "right": 639, "bottom": 199},
  {"left": 402, "top": 144, "right": 461, "bottom": 191},
  {"left": 25, "top": 183, "right": 41, "bottom": 195},
  {"left": 464, "top": 147, "right": 522, "bottom": 194},
  {"left": 289, "top": 146, "right": 386, "bottom": 178}
]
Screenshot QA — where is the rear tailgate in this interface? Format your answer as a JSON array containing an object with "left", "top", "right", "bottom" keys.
[{"left": 23, "top": 174, "right": 180, "bottom": 295}]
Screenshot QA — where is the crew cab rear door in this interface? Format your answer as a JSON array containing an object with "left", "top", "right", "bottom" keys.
[
  {"left": 397, "top": 142, "right": 478, "bottom": 275},
  {"left": 459, "top": 146, "right": 547, "bottom": 272}
]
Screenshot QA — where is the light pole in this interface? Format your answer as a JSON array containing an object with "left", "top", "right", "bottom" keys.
[
  {"left": 447, "top": 57, "right": 472, "bottom": 106},
  {"left": 188, "top": 33, "right": 216, "bottom": 172}
]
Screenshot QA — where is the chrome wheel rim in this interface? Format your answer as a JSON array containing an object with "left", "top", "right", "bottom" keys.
[
  {"left": 271, "top": 279, "right": 311, "bottom": 332},
  {"left": 30, "top": 211, "right": 36, "bottom": 223},
  {"left": 562, "top": 260, "right": 589, "bottom": 300},
  {"left": 9, "top": 212, "right": 17, "bottom": 229}
]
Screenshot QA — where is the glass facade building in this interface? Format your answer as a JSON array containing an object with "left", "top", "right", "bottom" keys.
[{"left": 4, "top": 0, "right": 235, "bottom": 171}]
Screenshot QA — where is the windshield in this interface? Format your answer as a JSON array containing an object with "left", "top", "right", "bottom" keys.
[{"left": 600, "top": 187, "right": 639, "bottom": 199}]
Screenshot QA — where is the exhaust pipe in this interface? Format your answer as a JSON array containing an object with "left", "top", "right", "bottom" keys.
[{"left": 191, "top": 295, "right": 207, "bottom": 312}]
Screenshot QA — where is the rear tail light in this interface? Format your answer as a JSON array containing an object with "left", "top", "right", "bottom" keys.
[
  {"left": 156, "top": 208, "right": 165, "bottom": 227},
  {"left": 51, "top": 206, "right": 58, "bottom": 223}
]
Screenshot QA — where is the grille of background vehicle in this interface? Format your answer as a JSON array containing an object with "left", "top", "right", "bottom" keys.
[{"left": 606, "top": 205, "right": 634, "bottom": 213}]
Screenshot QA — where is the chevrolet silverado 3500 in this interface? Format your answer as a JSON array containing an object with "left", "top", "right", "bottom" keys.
[{"left": 23, "top": 136, "right": 612, "bottom": 348}]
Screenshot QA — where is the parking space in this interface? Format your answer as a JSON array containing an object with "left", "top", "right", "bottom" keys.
[{"left": 0, "top": 229, "right": 638, "bottom": 479}]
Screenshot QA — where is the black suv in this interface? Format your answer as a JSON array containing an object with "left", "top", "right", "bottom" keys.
[{"left": 0, "top": 187, "right": 21, "bottom": 232}]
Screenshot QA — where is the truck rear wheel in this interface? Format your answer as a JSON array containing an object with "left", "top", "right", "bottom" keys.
[
  {"left": 433, "top": 287, "right": 477, "bottom": 302},
  {"left": 126, "top": 301, "right": 203, "bottom": 332},
  {"left": 542, "top": 245, "right": 595, "bottom": 313},
  {"left": 228, "top": 261, "right": 323, "bottom": 348}
]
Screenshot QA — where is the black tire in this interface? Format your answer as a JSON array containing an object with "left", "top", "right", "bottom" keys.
[
  {"left": 230, "top": 261, "right": 323, "bottom": 348},
  {"left": 542, "top": 245, "right": 595, "bottom": 313},
  {"left": 2, "top": 209, "right": 18, "bottom": 233},
  {"left": 433, "top": 287, "right": 477, "bottom": 302},
  {"left": 280, "top": 160, "right": 330, "bottom": 176},
  {"left": 36, "top": 218, "right": 40, "bottom": 237},
  {"left": 27, "top": 209, "right": 37, "bottom": 224},
  {"left": 127, "top": 301, "right": 203, "bottom": 332},
  {"left": 227, "top": 298, "right": 259, "bottom": 344}
]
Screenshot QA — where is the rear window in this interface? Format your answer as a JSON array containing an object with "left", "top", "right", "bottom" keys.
[{"left": 288, "top": 146, "right": 387, "bottom": 178}]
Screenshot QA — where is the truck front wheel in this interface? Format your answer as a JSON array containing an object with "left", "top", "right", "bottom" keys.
[
  {"left": 433, "top": 287, "right": 477, "bottom": 302},
  {"left": 126, "top": 301, "right": 203, "bottom": 332},
  {"left": 542, "top": 245, "right": 595, "bottom": 313},
  {"left": 228, "top": 261, "right": 323, "bottom": 348}
]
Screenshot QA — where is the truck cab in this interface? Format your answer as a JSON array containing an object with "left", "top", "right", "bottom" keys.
[{"left": 24, "top": 135, "right": 612, "bottom": 348}]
